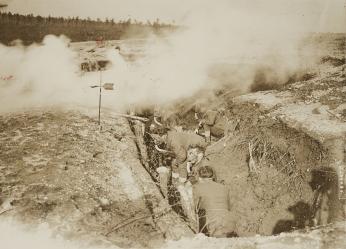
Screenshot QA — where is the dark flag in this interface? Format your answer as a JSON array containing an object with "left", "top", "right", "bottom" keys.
[{"left": 103, "top": 83, "right": 114, "bottom": 90}]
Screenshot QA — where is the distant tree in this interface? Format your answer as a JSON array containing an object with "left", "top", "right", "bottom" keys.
[
  {"left": 0, "top": 11, "right": 177, "bottom": 44},
  {"left": 125, "top": 18, "right": 132, "bottom": 25},
  {"left": 36, "top": 15, "right": 43, "bottom": 23},
  {"left": 153, "top": 18, "right": 160, "bottom": 29}
]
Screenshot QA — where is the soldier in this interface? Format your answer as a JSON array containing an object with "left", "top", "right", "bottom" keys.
[
  {"left": 149, "top": 106, "right": 168, "bottom": 135},
  {"left": 195, "top": 109, "right": 228, "bottom": 142},
  {"left": 196, "top": 108, "right": 239, "bottom": 145},
  {"left": 186, "top": 145, "right": 206, "bottom": 184},
  {"left": 193, "top": 166, "right": 237, "bottom": 237},
  {"left": 149, "top": 128, "right": 207, "bottom": 180},
  {"left": 165, "top": 130, "right": 207, "bottom": 180},
  {"left": 172, "top": 144, "right": 206, "bottom": 227}
]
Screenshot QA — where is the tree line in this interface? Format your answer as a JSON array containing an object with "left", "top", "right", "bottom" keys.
[{"left": 0, "top": 11, "right": 177, "bottom": 45}]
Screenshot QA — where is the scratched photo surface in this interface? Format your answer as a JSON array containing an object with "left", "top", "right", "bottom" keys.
[{"left": 0, "top": 1, "right": 345, "bottom": 249}]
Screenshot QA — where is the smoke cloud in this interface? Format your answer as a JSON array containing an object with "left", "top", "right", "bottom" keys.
[
  {"left": 0, "top": 0, "right": 326, "bottom": 113},
  {"left": 0, "top": 35, "right": 89, "bottom": 112}
]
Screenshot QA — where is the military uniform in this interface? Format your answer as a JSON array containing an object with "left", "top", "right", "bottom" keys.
[
  {"left": 166, "top": 130, "right": 206, "bottom": 179},
  {"left": 193, "top": 180, "right": 237, "bottom": 237},
  {"left": 199, "top": 110, "right": 229, "bottom": 139}
]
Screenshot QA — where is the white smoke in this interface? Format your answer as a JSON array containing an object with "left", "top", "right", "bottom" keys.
[
  {"left": 0, "top": 35, "right": 89, "bottom": 112},
  {"left": 0, "top": 0, "right": 326, "bottom": 113}
]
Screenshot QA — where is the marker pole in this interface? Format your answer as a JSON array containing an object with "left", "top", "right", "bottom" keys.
[{"left": 98, "top": 69, "right": 102, "bottom": 126}]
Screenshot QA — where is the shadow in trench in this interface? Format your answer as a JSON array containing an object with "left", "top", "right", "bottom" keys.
[
  {"left": 272, "top": 201, "right": 312, "bottom": 235},
  {"left": 273, "top": 167, "right": 341, "bottom": 235},
  {"left": 167, "top": 177, "right": 187, "bottom": 220},
  {"left": 309, "top": 167, "right": 342, "bottom": 225}
]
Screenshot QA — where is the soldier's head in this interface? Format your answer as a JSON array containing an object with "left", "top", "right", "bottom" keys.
[
  {"left": 198, "top": 166, "right": 215, "bottom": 179},
  {"left": 187, "top": 145, "right": 204, "bottom": 164}
]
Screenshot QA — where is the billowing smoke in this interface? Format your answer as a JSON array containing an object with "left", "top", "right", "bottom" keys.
[
  {"left": 0, "top": 0, "right": 325, "bottom": 113},
  {"left": 162, "top": 0, "right": 320, "bottom": 94},
  {"left": 0, "top": 35, "right": 89, "bottom": 112},
  {"left": 121, "top": 0, "right": 322, "bottom": 108}
]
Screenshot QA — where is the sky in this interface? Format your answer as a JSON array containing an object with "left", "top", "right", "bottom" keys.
[{"left": 1, "top": 0, "right": 345, "bottom": 32}]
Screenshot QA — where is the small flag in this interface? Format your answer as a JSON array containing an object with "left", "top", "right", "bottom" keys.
[{"left": 103, "top": 83, "right": 114, "bottom": 90}]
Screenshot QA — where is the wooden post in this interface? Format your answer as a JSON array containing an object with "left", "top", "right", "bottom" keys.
[{"left": 98, "top": 69, "right": 102, "bottom": 127}]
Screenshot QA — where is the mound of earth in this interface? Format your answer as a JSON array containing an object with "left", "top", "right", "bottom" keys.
[
  {"left": 0, "top": 108, "right": 192, "bottom": 248},
  {"left": 213, "top": 63, "right": 346, "bottom": 236}
]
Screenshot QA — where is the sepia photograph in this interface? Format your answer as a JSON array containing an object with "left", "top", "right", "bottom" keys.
[{"left": 0, "top": 0, "right": 345, "bottom": 248}]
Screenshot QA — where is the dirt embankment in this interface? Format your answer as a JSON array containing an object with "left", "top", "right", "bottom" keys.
[
  {"left": 206, "top": 64, "right": 345, "bottom": 236},
  {"left": 204, "top": 103, "right": 336, "bottom": 236},
  {"left": 221, "top": 64, "right": 345, "bottom": 236},
  {"left": 0, "top": 108, "right": 191, "bottom": 248}
]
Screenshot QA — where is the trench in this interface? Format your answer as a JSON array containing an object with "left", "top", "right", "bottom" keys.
[
  {"left": 127, "top": 116, "right": 189, "bottom": 221},
  {"left": 127, "top": 99, "right": 345, "bottom": 238}
]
